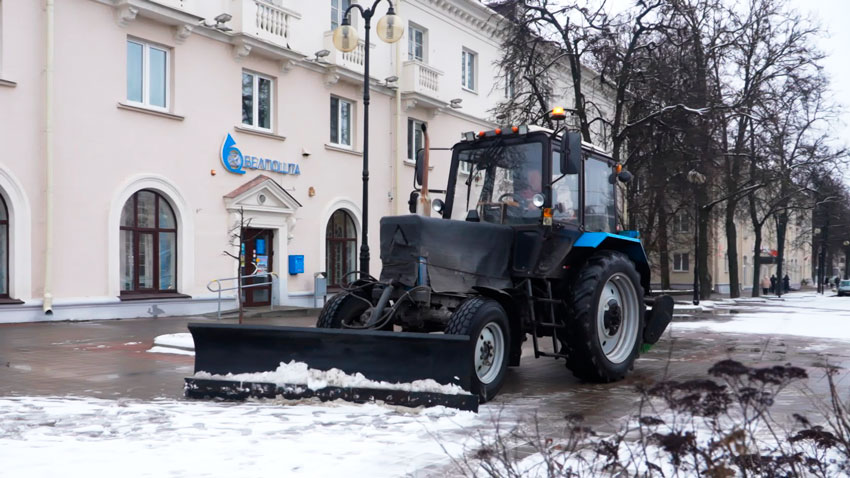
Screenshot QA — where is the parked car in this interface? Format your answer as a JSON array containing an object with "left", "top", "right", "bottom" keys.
[{"left": 839, "top": 280, "right": 850, "bottom": 297}]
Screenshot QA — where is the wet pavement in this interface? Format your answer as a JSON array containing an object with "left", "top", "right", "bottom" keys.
[{"left": 2, "top": 302, "right": 849, "bottom": 435}]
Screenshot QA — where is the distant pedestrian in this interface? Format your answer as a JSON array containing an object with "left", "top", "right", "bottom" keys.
[
  {"left": 770, "top": 275, "right": 777, "bottom": 294},
  {"left": 783, "top": 274, "right": 790, "bottom": 293},
  {"left": 835, "top": 276, "right": 841, "bottom": 289},
  {"left": 761, "top": 276, "right": 770, "bottom": 295}
]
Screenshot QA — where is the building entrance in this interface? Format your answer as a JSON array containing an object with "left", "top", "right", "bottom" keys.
[{"left": 241, "top": 228, "right": 274, "bottom": 307}]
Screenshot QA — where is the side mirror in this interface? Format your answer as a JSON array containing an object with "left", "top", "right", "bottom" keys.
[
  {"left": 617, "top": 170, "right": 633, "bottom": 183},
  {"left": 559, "top": 132, "right": 581, "bottom": 175},
  {"left": 408, "top": 190, "right": 419, "bottom": 214},
  {"left": 414, "top": 149, "right": 425, "bottom": 186}
]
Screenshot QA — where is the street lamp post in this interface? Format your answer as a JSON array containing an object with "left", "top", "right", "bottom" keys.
[{"left": 332, "top": 0, "right": 403, "bottom": 278}]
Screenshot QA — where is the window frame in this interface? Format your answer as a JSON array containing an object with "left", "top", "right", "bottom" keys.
[
  {"left": 331, "top": 0, "right": 352, "bottom": 30},
  {"left": 408, "top": 23, "right": 426, "bottom": 62},
  {"left": 673, "top": 211, "right": 690, "bottom": 234},
  {"left": 673, "top": 252, "right": 689, "bottom": 272},
  {"left": 0, "top": 194, "right": 7, "bottom": 299},
  {"left": 326, "top": 209, "right": 357, "bottom": 289},
  {"left": 330, "top": 95, "right": 354, "bottom": 148},
  {"left": 119, "top": 190, "right": 178, "bottom": 295},
  {"left": 126, "top": 38, "right": 170, "bottom": 111},
  {"left": 241, "top": 70, "right": 274, "bottom": 131},
  {"left": 406, "top": 117, "right": 426, "bottom": 163},
  {"left": 461, "top": 48, "right": 477, "bottom": 91},
  {"left": 505, "top": 70, "right": 516, "bottom": 99}
]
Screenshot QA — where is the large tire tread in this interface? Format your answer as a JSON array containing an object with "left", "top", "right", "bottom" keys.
[
  {"left": 446, "top": 297, "right": 510, "bottom": 403},
  {"left": 563, "top": 250, "right": 645, "bottom": 383},
  {"left": 316, "top": 293, "right": 369, "bottom": 328}
]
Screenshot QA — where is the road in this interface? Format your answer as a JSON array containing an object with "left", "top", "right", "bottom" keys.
[
  {"left": 2, "top": 293, "right": 849, "bottom": 476},
  {"left": 3, "top": 297, "right": 848, "bottom": 428}
]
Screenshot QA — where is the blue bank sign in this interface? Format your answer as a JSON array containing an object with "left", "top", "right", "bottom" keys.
[{"left": 220, "top": 133, "right": 300, "bottom": 176}]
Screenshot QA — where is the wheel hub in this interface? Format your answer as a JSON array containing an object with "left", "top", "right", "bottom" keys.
[
  {"left": 474, "top": 323, "right": 505, "bottom": 385},
  {"left": 479, "top": 340, "right": 494, "bottom": 367},
  {"left": 603, "top": 300, "right": 621, "bottom": 335}
]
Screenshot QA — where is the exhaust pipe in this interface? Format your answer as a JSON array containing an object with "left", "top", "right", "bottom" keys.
[{"left": 418, "top": 124, "right": 430, "bottom": 216}]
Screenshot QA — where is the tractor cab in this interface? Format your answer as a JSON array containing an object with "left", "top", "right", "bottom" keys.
[{"left": 416, "top": 123, "right": 626, "bottom": 235}]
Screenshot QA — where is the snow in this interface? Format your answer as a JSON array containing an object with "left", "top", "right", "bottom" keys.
[
  {"left": 153, "top": 333, "right": 194, "bottom": 350},
  {"left": 195, "top": 360, "right": 471, "bottom": 396},
  {"left": 146, "top": 346, "right": 195, "bottom": 356},
  {"left": 147, "top": 333, "right": 195, "bottom": 356},
  {"left": 671, "top": 292, "right": 850, "bottom": 341},
  {"left": 0, "top": 396, "right": 485, "bottom": 477}
]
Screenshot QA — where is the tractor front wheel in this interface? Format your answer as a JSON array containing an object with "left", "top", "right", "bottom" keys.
[
  {"left": 316, "top": 292, "right": 371, "bottom": 328},
  {"left": 564, "top": 251, "right": 645, "bottom": 382},
  {"left": 446, "top": 297, "right": 511, "bottom": 403}
]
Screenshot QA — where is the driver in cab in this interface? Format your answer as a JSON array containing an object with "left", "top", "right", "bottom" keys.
[{"left": 504, "top": 167, "right": 543, "bottom": 222}]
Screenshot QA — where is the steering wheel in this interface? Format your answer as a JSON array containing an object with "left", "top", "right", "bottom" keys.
[{"left": 498, "top": 192, "right": 517, "bottom": 204}]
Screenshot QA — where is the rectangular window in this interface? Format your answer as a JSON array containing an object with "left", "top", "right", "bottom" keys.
[
  {"left": 331, "top": 0, "right": 351, "bottom": 30},
  {"left": 241, "top": 71, "right": 273, "bottom": 130},
  {"left": 126, "top": 39, "right": 169, "bottom": 109},
  {"left": 673, "top": 211, "right": 690, "bottom": 234},
  {"left": 330, "top": 96, "right": 353, "bottom": 147},
  {"left": 461, "top": 49, "right": 476, "bottom": 91},
  {"left": 408, "top": 24, "right": 425, "bottom": 62},
  {"left": 407, "top": 118, "right": 426, "bottom": 161},
  {"left": 505, "top": 70, "right": 516, "bottom": 99},
  {"left": 585, "top": 157, "right": 616, "bottom": 232},
  {"left": 673, "top": 253, "right": 690, "bottom": 272}
]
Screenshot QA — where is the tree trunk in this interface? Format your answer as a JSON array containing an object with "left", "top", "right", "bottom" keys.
[
  {"left": 658, "top": 209, "right": 671, "bottom": 290},
  {"left": 749, "top": 188, "right": 763, "bottom": 297},
  {"left": 725, "top": 199, "right": 740, "bottom": 298},
  {"left": 844, "top": 248, "right": 849, "bottom": 280},
  {"left": 774, "top": 212, "right": 788, "bottom": 295}
]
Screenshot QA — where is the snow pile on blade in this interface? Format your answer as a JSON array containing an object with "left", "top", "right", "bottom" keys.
[{"left": 194, "top": 360, "right": 471, "bottom": 396}]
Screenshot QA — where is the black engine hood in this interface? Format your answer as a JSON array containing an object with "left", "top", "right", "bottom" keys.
[{"left": 379, "top": 215, "right": 514, "bottom": 293}]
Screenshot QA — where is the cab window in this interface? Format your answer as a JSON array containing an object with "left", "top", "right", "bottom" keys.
[
  {"left": 551, "top": 150, "right": 579, "bottom": 223},
  {"left": 584, "top": 156, "right": 616, "bottom": 232}
]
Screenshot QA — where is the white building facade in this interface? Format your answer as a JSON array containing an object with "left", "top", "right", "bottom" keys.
[{"left": 2, "top": 0, "right": 617, "bottom": 322}]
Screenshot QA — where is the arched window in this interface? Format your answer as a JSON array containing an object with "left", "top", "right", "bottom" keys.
[
  {"left": 0, "top": 195, "right": 8, "bottom": 298},
  {"left": 326, "top": 209, "right": 357, "bottom": 288},
  {"left": 120, "top": 190, "right": 177, "bottom": 294}
]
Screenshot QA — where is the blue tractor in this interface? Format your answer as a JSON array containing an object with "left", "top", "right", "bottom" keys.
[{"left": 186, "top": 120, "right": 673, "bottom": 411}]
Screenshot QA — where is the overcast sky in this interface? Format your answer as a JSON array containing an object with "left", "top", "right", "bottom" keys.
[{"left": 598, "top": 0, "right": 850, "bottom": 183}]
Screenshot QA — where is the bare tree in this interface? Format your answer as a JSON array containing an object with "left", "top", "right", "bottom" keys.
[{"left": 223, "top": 207, "right": 251, "bottom": 324}]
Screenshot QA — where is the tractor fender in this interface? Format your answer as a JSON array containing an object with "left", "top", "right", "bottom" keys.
[
  {"left": 471, "top": 286, "right": 524, "bottom": 367},
  {"left": 571, "top": 232, "right": 651, "bottom": 293}
]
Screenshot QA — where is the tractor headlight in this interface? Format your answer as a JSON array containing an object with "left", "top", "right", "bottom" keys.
[
  {"left": 432, "top": 198, "right": 445, "bottom": 214},
  {"left": 532, "top": 193, "right": 545, "bottom": 208}
]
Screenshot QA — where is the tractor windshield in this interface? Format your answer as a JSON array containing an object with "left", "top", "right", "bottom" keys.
[{"left": 448, "top": 140, "right": 543, "bottom": 225}]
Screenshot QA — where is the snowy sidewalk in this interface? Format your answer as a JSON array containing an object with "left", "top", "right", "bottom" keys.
[
  {"left": 671, "top": 292, "right": 850, "bottom": 341},
  {"left": 0, "top": 396, "right": 487, "bottom": 477}
]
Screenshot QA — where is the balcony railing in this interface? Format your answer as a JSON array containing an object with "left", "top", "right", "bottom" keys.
[
  {"left": 323, "top": 31, "right": 372, "bottom": 73},
  {"left": 401, "top": 61, "right": 442, "bottom": 99},
  {"left": 241, "top": 0, "right": 296, "bottom": 45}
]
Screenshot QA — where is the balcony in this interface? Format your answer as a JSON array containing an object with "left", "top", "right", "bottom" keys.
[
  {"left": 401, "top": 61, "right": 442, "bottom": 98},
  {"left": 322, "top": 31, "right": 373, "bottom": 74},
  {"left": 238, "top": 0, "right": 298, "bottom": 46}
]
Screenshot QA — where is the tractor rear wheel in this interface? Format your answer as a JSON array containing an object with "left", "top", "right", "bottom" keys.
[
  {"left": 316, "top": 292, "right": 371, "bottom": 328},
  {"left": 446, "top": 297, "right": 511, "bottom": 402},
  {"left": 564, "top": 251, "right": 645, "bottom": 382}
]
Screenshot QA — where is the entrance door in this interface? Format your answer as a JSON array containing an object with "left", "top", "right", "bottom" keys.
[{"left": 241, "top": 228, "right": 274, "bottom": 307}]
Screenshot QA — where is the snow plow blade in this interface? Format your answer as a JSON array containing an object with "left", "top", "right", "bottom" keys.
[{"left": 184, "top": 323, "right": 479, "bottom": 412}]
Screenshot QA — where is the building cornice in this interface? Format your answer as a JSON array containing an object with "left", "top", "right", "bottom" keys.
[{"left": 420, "top": 0, "right": 508, "bottom": 41}]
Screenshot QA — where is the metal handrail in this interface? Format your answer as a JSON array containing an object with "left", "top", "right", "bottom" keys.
[{"left": 207, "top": 271, "right": 279, "bottom": 319}]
